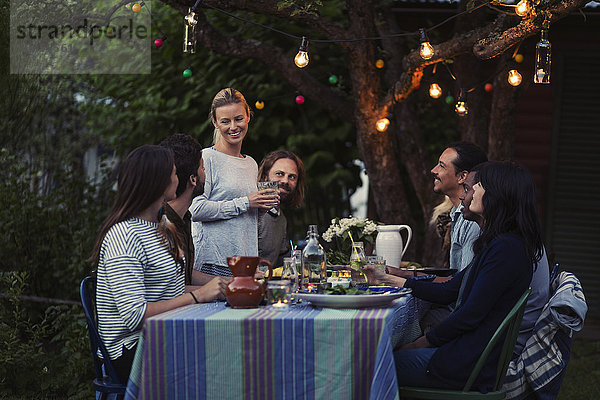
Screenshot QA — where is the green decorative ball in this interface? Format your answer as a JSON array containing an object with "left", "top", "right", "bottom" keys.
[
  {"left": 183, "top": 69, "right": 192, "bottom": 78},
  {"left": 445, "top": 95, "right": 454, "bottom": 105},
  {"left": 328, "top": 75, "right": 338, "bottom": 84}
]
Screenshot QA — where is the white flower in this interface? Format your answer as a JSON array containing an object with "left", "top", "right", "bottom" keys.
[{"left": 324, "top": 217, "right": 379, "bottom": 242}]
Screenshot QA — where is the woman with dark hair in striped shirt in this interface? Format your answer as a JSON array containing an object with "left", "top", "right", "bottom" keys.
[{"left": 90, "top": 145, "right": 228, "bottom": 384}]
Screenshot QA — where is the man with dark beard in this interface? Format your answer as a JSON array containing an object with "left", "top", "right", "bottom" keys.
[
  {"left": 257, "top": 150, "right": 306, "bottom": 267},
  {"left": 160, "top": 134, "right": 219, "bottom": 287}
]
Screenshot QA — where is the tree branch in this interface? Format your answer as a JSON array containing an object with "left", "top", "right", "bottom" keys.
[
  {"left": 473, "top": 0, "right": 590, "bottom": 59},
  {"left": 194, "top": 11, "right": 354, "bottom": 120},
  {"left": 166, "top": 0, "right": 350, "bottom": 44}
]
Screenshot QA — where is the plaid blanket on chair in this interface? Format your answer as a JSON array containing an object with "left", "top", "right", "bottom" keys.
[{"left": 503, "top": 271, "right": 587, "bottom": 399}]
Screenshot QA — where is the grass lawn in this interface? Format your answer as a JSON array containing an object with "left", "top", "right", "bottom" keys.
[{"left": 558, "top": 337, "right": 600, "bottom": 399}]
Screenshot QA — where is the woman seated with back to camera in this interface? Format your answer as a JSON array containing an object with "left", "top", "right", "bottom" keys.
[
  {"left": 90, "top": 145, "right": 229, "bottom": 384},
  {"left": 364, "top": 161, "right": 544, "bottom": 392}
]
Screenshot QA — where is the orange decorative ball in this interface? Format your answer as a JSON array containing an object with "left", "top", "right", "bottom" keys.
[
  {"left": 484, "top": 83, "right": 493, "bottom": 93},
  {"left": 514, "top": 54, "right": 524, "bottom": 63},
  {"left": 255, "top": 101, "right": 265, "bottom": 110},
  {"left": 132, "top": 3, "right": 142, "bottom": 13},
  {"left": 375, "top": 59, "right": 385, "bottom": 69}
]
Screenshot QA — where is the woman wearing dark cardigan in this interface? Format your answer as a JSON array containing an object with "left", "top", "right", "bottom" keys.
[{"left": 364, "top": 161, "right": 544, "bottom": 392}]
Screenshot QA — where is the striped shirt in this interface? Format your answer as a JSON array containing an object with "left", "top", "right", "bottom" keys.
[{"left": 96, "top": 217, "right": 185, "bottom": 360}]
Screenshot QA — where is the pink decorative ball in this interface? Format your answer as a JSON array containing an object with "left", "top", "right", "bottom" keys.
[
  {"left": 154, "top": 39, "right": 163, "bottom": 48},
  {"left": 295, "top": 95, "right": 305, "bottom": 105}
]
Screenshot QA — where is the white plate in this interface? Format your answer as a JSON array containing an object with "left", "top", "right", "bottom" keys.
[{"left": 295, "top": 288, "right": 412, "bottom": 309}]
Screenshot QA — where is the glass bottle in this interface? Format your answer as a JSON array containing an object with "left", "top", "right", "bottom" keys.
[
  {"left": 349, "top": 242, "right": 368, "bottom": 285},
  {"left": 293, "top": 249, "right": 303, "bottom": 289},
  {"left": 534, "top": 29, "right": 551, "bottom": 84},
  {"left": 301, "top": 225, "right": 327, "bottom": 291},
  {"left": 281, "top": 257, "right": 299, "bottom": 293}
]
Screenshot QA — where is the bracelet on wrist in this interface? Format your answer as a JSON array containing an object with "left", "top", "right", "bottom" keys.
[{"left": 189, "top": 291, "right": 199, "bottom": 304}]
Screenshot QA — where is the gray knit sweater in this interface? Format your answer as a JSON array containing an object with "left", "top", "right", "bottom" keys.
[{"left": 190, "top": 147, "right": 259, "bottom": 269}]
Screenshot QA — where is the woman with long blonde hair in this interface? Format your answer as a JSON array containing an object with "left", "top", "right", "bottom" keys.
[{"left": 190, "top": 88, "right": 278, "bottom": 276}]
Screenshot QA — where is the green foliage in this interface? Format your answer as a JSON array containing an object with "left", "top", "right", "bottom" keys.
[
  {"left": 0, "top": 148, "right": 115, "bottom": 299},
  {"left": 0, "top": 272, "right": 94, "bottom": 398},
  {"left": 278, "top": 0, "right": 324, "bottom": 16}
]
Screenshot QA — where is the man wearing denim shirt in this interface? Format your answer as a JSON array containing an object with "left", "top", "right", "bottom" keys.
[
  {"left": 422, "top": 141, "right": 487, "bottom": 330},
  {"left": 431, "top": 142, "right": 487, "bottom": 272}
]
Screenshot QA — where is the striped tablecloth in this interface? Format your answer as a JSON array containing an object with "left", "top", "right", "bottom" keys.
[{"left": 125, "top": 295, "right": 424, "bottom": 400}]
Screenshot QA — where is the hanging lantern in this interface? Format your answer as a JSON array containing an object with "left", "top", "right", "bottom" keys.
[
  {"left": 183, "top": 8, "right": 197, "bottom": 53},
  {"left": 534, "top": 29, "right": 551, "bottom": 84}
]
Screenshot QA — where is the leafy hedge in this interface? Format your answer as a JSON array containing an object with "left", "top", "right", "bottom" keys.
[{"left": 0, "top": 149, "right": 115, "bottom": 398}]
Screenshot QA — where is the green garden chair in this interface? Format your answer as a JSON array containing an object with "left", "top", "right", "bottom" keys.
[{"left": 399, "top": 288, "right": 532, "bottom": 400}]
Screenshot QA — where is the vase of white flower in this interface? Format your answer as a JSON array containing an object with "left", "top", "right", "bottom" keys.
[{"left": 323, "top": 217, "right": 379, "bottom": 265}]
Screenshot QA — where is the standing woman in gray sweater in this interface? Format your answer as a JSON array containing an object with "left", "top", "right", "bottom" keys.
[{"left": 190, "top": 88, "right": 278, "bottom": 276}]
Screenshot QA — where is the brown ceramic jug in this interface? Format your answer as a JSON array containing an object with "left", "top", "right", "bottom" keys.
[{"left": 226, "top": 256, "right": 273, "bottom": 308}]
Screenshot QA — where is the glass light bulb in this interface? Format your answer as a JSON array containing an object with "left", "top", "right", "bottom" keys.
[
  {"left": 294, "top": 51, "right": 309, "bottom": 68},
  {"left": 515, "top": 0, "right": 530, "bottom": 17},
  {"left": 429, "top": 83, "right": 442, "bottom": 98},
  {"left": 294, "top": 37, "right": 310, "bottom": 68},
  {"left": 376, "top": 118, "right": 390, "bottom": 132},
  {"left": 534, "top": 29, "right": 551, "bottom": 84},
  {"left": 455, "top": 101, "right": 468, "bottom": 117},
  {"left": 508, "top": 70, "right": 522, "bottom": 86},
  {"left": 420, "top": 42, "right": 434, "bottom": 60}
]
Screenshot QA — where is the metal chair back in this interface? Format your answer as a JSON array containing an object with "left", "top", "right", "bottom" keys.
[{"left": 80, "top": 275, "right": 126, "bottom": 399}]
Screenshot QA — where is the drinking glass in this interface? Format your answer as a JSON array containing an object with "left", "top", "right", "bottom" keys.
[
  {"left": 257, "top": 181, "right": 279, "bottom": 208},
  {"left": 281, "top": 257, "right": 299, "bottom": 293},
  {"left": 266, "top": 280, "right": 291, "bottom": 309},
  {"left": 367, "top": 255, "right": 386, "bottom": 273}
]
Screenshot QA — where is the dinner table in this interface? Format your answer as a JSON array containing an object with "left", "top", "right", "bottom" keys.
[{"left": 124, "top": 292, "right": 428, "bottom": 400}]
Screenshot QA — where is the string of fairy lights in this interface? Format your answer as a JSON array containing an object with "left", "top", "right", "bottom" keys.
[{"left": 126, "top": 0, "right": 553, "bottom": 129}]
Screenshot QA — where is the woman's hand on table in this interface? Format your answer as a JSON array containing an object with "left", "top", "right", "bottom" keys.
[
  {"left": 192, "top": 276, "right": 230, "bottom": 302},
  {"left": 400, "top": 335, "right": 432, "bottom": 350},
  {"left": 247, "top": 190, "right": 279, "bottom": 210},
  {"left": 363, "top": 265, "right": 407, "bottom": 287}
]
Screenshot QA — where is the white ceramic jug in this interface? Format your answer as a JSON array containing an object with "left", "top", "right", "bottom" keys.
[{"left": 375, "top": 225, "right": 413, "bottom": 268}]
